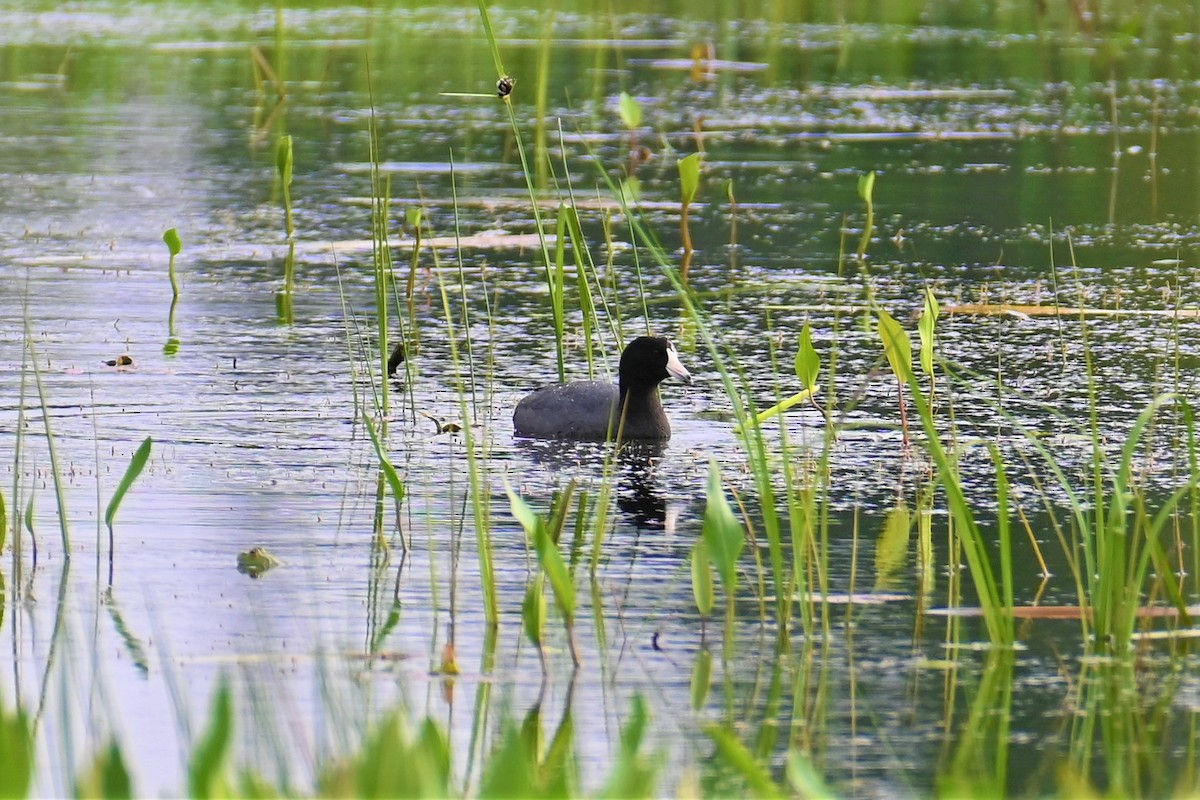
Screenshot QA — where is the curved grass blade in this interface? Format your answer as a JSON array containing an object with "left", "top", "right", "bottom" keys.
[{"left": 105, "top": 436, "right": 152, "bottom": 585}]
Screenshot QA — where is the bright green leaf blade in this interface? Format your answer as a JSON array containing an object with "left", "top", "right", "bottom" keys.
[
  {"left": 0, "top": 706, "right": 32, "bottom": 798},
  {"left": 474, "top": 0, "right": 508, "bottom": 80},
  {"left": 522, "top": 576, "right": 546, "bottom": 647},
  {"left": 537, "top": 525, "right": 576, "bottom": 622},
  {"left": 857, "top": 169, "right": 876, "bottom": 202},
  {"left": 877, "top": 309, "right": 914, "bottom": 383},
  {"left": 618, "top": 91, "right": 642, "bottom": 129},
  {"left": 362, "top": 416, "right": 405, "bottom": 505},
  {"left": 76, "top": 741, "right": 134, "bottom": 800},
  {"left": 161, "top": 228, "right": 182, "bottom": 257},
  {"left": 506, "top": 484, "right": 541, "bottom": 541},
  {"left": 919, "top": 287, "right": 939, "bottom": 376},
  {"left": 786, "top": 749, "right": 835, "bottom": 799},
  {"left": 105, "top": 436, "right": 152, "bottom": 533},
  {"left": 752, "top": 388, "right": 816, "bottom": 427},
  {"left": 507, "top": 484, "right": 576, "bottom": 622},
  {"left": 188, "top": 680, "right": 232, "bottom": 799},
  {"left": 702, "top": 460, "right": 744, "bottom": 597},
  {"left": 795, "top": 322, "right": 820, "bottom": 392},
  {"left": 678, "top": 152, "right": 701, "bottom": 206},
  {"left": 707, "top": 724, "right": 784, "bottom": 799}
]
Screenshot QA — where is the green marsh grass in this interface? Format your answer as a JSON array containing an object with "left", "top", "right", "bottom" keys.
[{"left": 276, "top": 133, "right": 296, "bottom": 324}]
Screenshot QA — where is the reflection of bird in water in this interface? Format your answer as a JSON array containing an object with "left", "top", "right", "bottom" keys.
[
  {"left": 513, "top": 439, "right": 672, "bottom": 531},
  {"left": 616, "top": 442, "right": 668, "bottom": 530}
]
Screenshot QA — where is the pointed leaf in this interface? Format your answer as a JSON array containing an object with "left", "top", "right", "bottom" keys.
[
  {"left": 0, "top": 706, "right": 32, "bottom": 798},
  {"left": 702, "top": 460, "right": 744, "bottom": 598},
  {"left": 794, "top": 322, "right": 820, "bottom": 392},
  {"left": 877, "top": 309, "right": 914, "bottom": 383},
  {"left": 522, "top": 575, "right": 546, "bottom": 648},
  {"left": 617, "top": 91, "right": 642, "bottom": 129},
  {"left": 919, "top": 287, "right": 939, "bottom": 377},
  {"left": 162, "top": 228, "right": 182, "bottom": 257},
  {"left": 188, "top": 680, "right": 232, "bottom": 799},
  {"left": 678, "top": 153, "right": 701, "bottom": 206},
  {"left": 857, "top": 170, "right": 875, "bottom": 203},
  {"left": 105, "top": 437, "right": 152, "bottom": 534}
]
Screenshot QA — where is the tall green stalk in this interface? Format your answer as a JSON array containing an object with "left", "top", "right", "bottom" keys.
[{"left": 476, "top": 0, "right": 563, "bottom": 380}]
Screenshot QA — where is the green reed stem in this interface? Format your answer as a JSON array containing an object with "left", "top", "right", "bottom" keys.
[
  {"left": 24, "top": 321, "right": 70, "bottom": 557},
  {"left": 476, "top": 0, "right": 562, "bottom": 380}
]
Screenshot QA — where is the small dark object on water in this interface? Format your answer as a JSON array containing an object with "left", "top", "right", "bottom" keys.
[
  {"left": 652, "top": 631, "right": 663, "bottom": 651},
  {"left": 103, "top": 355, "right": 134, "bottom": 367},
  {"left": 387, "top": 342, "right": 406, "bottom": 377},
  {"left": 513, "top": 336, "right": 691, "bottom": 441},
  {"left": 496, "top": 75, "right": 514, "bottom": 98}
]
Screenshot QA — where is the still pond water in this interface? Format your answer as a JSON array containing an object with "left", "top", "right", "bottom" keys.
[{"left": 3, "top": 1, "right": 1200, "bottom": 796}]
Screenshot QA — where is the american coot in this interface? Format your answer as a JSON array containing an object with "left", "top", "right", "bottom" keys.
[{"left": 513, "top": 336, "right": 691, "bottom": 441}]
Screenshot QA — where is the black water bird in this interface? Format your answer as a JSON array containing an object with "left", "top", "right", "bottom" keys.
[{"left": 513, "top": 336, "right": 691, "bottom": 441}]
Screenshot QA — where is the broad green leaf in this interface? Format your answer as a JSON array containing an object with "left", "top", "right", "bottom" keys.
[
  {"left": 857, "top": 169, "right": 876, "bottom": 203},
  {"left": 919, "top": 287, "right": 939, "bottom": 377},
  {"left": 620, "top": 176, "right": 641, "bottom": 206},
  {"left": 702, "top": 460, "right": 744, "bottom": 598},
  {"left": 405, "top": 206, "right": 422, "bottom": 229},
  {"left": 506, "top": 484, "right": 541, "bottom": 538},
  {"left": 877, "top": 309, "right": 913, "bottom": 383},
  {"left": 507, "top": 485, "right": 576, "bottom": 624},
  {"left": 617, "top": 91, "right": 642, "bottom": 129},
  {"left": 874, "top": 500, "right": 911, "bottom": 591},
  {"left": 678, "top": 153, "right": 701, "bottom": 206},
  {"left": 105, "top": 436, "right": 152, "bottom": 535},
  {"left": 539, "top": 702, "right": 576, "bottom": 798},
  {"left": 161, "top": 228, "right": 182, "bottom": 257},
  {"left": 75, "top": 741, "right": 133, "bottom": 800},
  {"left": 598, "top": 696, "right": 659, "bottom": 799},
  {"left": 522, "top": 575, "right": 546, "bottom": 648},
  {"left": 0, "top": 705, "right": 32, "bottom": 798},
  {"left": 188, "top": 680, "right": 232, "bottom": 799},
  {"left": 690, "top": 538, "right": 714, "bottom": 618},
  {"left": 786, "top": 749, "right": 835, "bottom": 798},
  {"left": 794, "top": 322, "right": 820, "bottom": 392},
  {"left": 707, "top": 724, "right": 783, "bottom": 799},
  {"left": 479, "top": 726, "right": 538, "bottom": 799}
]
